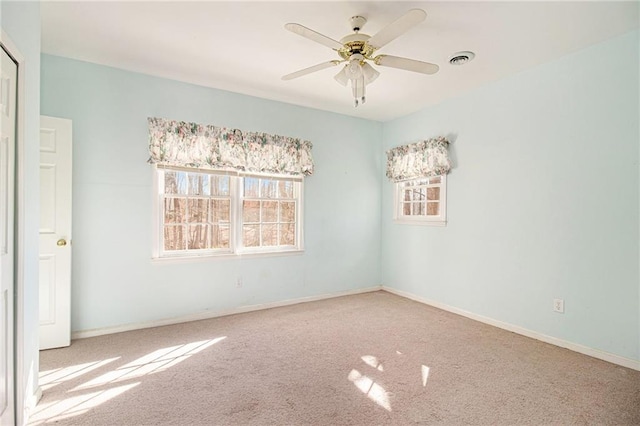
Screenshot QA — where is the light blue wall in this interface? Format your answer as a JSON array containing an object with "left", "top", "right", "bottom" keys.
[
  {"left": 1, "top": 0, "right": 41, "bottom": 418},
  {"left": 40, "top": 28, "right": 639, "bottom": 363},
  {"left": 381, "top": 30, "right": 640, "bottom": 361},
  {"left": 40, "top": 54, "right": 382, "bottom": 332}
]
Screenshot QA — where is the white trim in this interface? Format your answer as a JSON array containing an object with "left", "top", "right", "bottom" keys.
[
  {"left": 72, "top": 286, "right": 383, "bottom": 339},
  {"left": 155, "top": 163, "right": 304, "bottom": 182},
  {"left": 382, "top": 286, "right": 640, "bottom": 371},
  {"left": 393, "top": 175, "right": 447, "bottom": 226},
  {"left": 150, "top": 248, "right": 304, "bottom": 264},
  {"left": 151, "top": 164, "right": 160, "bottom": 258},
  {"left": 394, "top": 219, "right": 446, "bottom": 226},
  {"left": 24, "top": 386, "right": 41, "bottom": 422},
  {"left": 1, "top": 30, "right": 28, "bottom": 426}
]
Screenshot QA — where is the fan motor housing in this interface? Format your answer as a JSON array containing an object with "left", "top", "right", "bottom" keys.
[{"left": 338, "top": 34, "right": 375, "bottom": 60}]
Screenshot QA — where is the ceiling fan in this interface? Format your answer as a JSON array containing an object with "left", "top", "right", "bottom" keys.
[{"left": 282, "top": 9, "right": 439, "bottom": 107}]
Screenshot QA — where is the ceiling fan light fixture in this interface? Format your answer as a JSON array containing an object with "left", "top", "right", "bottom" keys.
[
  {"left": 362, "top": 62, "right": 380, "bottom": 84},
  {"left": 334, "top": 66, "right": 349, "bottom": 86},
  {"left": 347, "top": 54, "right": 364, "bottom": 79}
]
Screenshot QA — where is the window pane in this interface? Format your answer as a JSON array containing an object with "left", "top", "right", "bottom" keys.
[
  {"left": 188, "top": 174, "right": 210, "bottom": 196},
  {"left": 211, "top": 175, "right": 230, "bottom": 196},
  {"left": 403, "top": 202, "right": 411, "bottom": 216},
  {"left": 430, "top": 176, "right": 441, "bottom": 184},
  {"left": 427, "top": 202, "right": 439, "bottom": 216},
  {"left": 280, "top": 223, "right": 295, "bottom": 246},
  {"left": 243, "top": 200, "right": 260, "bottom": 223},
  {"left": 164, "top": 171, "right": 178, "bottom": 194},
  {"left": 260, "top": 179, "right": 277, "bottom": 198},
  {"left": 427, "top": 187, "right": 440, "bottom": 201},
  {"left": 261, "top": 224, "right": 277, "bottom": 246},
  {"left": 244, "top": 177, "right": 259, "bottom": 198},
  {"left": 243, "top": 224, "right": 260, "bottom": 247},
  {"left": 212, "top": 225, "right": 230, "bottom": 249},
  {"left": 403, "top": 189, "right": 412, "bottom": 202},
  {"left": 188, "top": 199, "right": 209, "bottom": 223},
  {"left": 262, "top": 201, "right": 278, "bottom": 223},
  {"left": 211, "top": 199, "right": 230, "bottom": 222},
  {"left": 280, "top": 202, "right": 295, "bottom": 223},
  {"left": 175, "top": 172, "right": 188, "bottom": 194},
  {"left": 278, "top": 181, "right": 294, "bottom": 198},
  {"left": 164, "top": 198, "right": 186, "bottom": 223},
  {"left": 413, "top": 202, "right": 424, "bottom": 216},
  {"left": 188, "top": 224, "right": 209, "bottom": 249},
  {"left": 164, "top": 225, "right": 185, "bottom": 250},
  {"left": 413, "top": 188, "right": 425, "bottom": 201}
]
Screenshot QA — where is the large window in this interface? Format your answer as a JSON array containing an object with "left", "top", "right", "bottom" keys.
[
  {"left": 154, "top": 167, "right": 302, "bottom": 258},
  {"left": 394, "top": 175, "right": 446, "bottom": 226}
]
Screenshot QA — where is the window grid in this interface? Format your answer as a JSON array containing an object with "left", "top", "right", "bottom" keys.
[
  {"left": 241, "top": 177, "right": 297, "bottom": 249},
  {"left": 395, "top": 175, "right": 446, "bottom": 225}
]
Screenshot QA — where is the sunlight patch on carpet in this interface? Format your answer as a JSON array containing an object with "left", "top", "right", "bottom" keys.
[
  {"left": 421, "top": 365, "right": 430, "bottom": 387},
  {"left": 348, "top": 369, "right": 391, "bottom": 411},
  {"left": 361, "top": 355, "right": 384, "bottom": 371},
  {"left": 28, "top": 382, "right": 140, "bottom": 425},
  {"left": 72, "top": 337, "right": 226, "bottom": 391},
  {"left": 39, "top": 358, "right": 120, "bottom": 391}
]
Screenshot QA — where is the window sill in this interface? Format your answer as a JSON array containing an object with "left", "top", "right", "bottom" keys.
[
  {"left": 393, "top": 219, "right": 447, "bottom": 227},
  {"left": 151, "top": 248, "right": 305, "bottom": 264}
]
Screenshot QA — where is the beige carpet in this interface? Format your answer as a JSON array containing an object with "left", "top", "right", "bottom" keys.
[{"left": 31, "top": 291, "right": 640, "bottom": 425}]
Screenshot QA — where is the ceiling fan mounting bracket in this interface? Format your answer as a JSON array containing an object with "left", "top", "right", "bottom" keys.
[{"left": 349, "top": 16, "right": 367, "bottom": 32}]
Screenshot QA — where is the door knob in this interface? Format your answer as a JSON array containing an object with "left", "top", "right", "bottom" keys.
[{"left": 57, "top": 239, "right": 67, "bottom": 247}]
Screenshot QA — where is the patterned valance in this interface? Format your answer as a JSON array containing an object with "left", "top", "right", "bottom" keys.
[
  {"left": 148, "top": 117, "right": 314, "bottom": 176},
  {"left": 386, "top": 137, "right": 451, "bottom": 182}
]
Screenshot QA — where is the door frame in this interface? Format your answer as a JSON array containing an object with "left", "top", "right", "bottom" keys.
[{"left": 0, "top": 29, "right": 29, "bottom": 426}]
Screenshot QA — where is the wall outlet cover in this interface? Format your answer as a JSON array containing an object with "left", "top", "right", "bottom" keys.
[{"left": 553, "top": 298, "right": 564, "bottom": 313}]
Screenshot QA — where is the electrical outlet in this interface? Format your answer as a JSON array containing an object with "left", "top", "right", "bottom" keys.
[
  {"left": 553, "top": 298, "right": 564, "bottom": 313},
  {"left": 236, "top": 277, "right": 243, "bottom": 288}
]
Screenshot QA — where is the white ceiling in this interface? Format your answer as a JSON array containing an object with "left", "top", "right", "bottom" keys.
[{"left": 40, "top": 1, "right": 639, "bottom": 122}]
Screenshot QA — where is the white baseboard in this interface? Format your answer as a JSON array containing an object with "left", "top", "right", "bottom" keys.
[
  {"left": 72, "top": 286, "right": 383, "bottom": 340},
  {"left": 382, "top": 286, "right": 640, "bottom": 371},
  {"left": 23, "top": 386, "right": 42, "bottom": 425}
]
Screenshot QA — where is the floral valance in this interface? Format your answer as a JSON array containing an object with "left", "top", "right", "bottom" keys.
[
  {"left": 386, "top": 136, "right": 451, "bottom": 182},
  {"left": 148, "top": 117, "right": 314, "bottom": 176}
]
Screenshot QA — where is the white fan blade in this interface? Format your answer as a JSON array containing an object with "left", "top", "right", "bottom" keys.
[
  {"left": 285, "top": 23, "right": 344, "bottom": 50},
  {"left": 367, "top": 9, "right": 427, "bottom": 50},
  {"left": 374, "top": 55, "right": 439, "bottom": 75},
  {"left": 282, "top": 60, "right": 341, "bottom": 81}
]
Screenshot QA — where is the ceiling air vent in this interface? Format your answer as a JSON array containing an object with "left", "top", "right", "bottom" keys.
[{"left": 449, "top": 51, "right": 475, "bottom": 65}]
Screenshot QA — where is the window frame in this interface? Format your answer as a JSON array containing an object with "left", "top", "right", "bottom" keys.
[
  {"left": 235, "top": 174, "right": 304, "bottom": 255},
  {"left": 393, "top": 174, "right": 447, "bottom": 226},
  {"left": 152, "top": 165, "right": 304, "bottom": 260}
]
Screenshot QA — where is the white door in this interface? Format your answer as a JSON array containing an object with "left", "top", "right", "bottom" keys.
[
  {"left": 39, "top": 116, "right": 72, "bottom": 350},
  {"left": 0, "top": 45, "right": 17, "bottom": 426}
]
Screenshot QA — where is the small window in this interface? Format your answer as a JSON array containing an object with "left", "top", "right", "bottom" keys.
[
  {"left": 154, "top": 167, "right": 303, "bottom": 259},
  {"left": 394, "top": 175, "right": 446, "bottom": 226}
]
